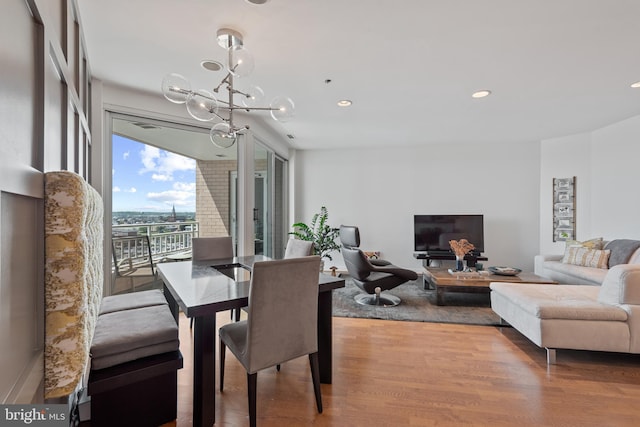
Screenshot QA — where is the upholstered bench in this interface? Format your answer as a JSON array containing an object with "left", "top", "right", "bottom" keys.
[
  {"left": 43, "top": 171, "right": 182, "bottom": 426},
  {"left": 88, "top": 290, "right": 182, "bottom": 427}
]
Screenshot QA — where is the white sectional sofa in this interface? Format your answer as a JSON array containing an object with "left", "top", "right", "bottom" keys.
[
  {"left": 534, "top": 240, "right": 640, "bottom": 286},
  {"left": 490, "top": 239, "right": 640, "bottom": 364}
]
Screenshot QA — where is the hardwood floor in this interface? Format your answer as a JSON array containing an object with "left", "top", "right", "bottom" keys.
[{"left": 172, "top": 312, "right": 640, "bottom": 426}]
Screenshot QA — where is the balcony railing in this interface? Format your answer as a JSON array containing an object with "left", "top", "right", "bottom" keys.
[{"left": 112, "top": 221, "right": 199, "bottom": 265}]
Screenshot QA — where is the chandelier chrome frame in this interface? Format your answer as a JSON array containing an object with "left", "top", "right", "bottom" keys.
[{"left": 162, "top": 28, "right": 294, "bottom": 148}]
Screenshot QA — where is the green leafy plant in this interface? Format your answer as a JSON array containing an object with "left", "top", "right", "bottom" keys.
[{"left": 289, "top": 206, "right": 341, "bottom": 261}]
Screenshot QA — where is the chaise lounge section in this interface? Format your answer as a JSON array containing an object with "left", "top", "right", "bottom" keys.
[{"left": 491, "top": 264, "right": 640, "bottom": 364}]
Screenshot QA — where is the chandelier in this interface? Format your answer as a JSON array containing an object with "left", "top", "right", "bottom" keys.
[{"left": 161, "top": 28, "right": 294, "bottom": 149}]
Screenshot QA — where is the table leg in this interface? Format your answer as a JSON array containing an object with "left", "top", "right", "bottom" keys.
[
  {"left": 436, "top": 286, "right": 445, "bottom": 306},
  {"left": 193, "top": 315, "right": 216, "bottom": 427},
  {"left": 317, "top": 290, "right": 333, "bottom": 384},
  {"left": 163, "top": 283, "right": 179, "bottom": 323}
]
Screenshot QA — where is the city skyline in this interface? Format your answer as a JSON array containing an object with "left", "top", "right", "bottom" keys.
[{"left": 112, "top": 135, "right": 196, "bottom": 212}]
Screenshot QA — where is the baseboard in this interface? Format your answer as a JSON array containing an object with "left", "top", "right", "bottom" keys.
[{"left": 4, "top": 352, "right": 43, "bottom": 404}]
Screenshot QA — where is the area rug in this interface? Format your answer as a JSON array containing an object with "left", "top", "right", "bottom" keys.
[{"left": 332, "top": 277, "right": 501, "bottom": 326}]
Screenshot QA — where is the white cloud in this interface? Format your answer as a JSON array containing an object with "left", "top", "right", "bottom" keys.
[
  {"left": 123, "top": 151, "right": 130, "bottom": 160},
  {"left": 146, "top": 181, "right": 195, "bottom": 208},
  {"left": 115, "top": 187, "right": 136, "bottom": 193},
  {"left": 147, "top": 189, "right": 194, "bottom": 207},
  {"left": 152, "top": 173, "right": 172, "bottom": 182},
  {"left": 138, "top": 146, "right": 195, "bottom": 181},
  {"left": 173, "top": 182, "right": 196, "bottom": 191}
]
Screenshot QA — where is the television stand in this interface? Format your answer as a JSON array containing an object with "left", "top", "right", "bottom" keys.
[{"left": 413, "top": 253, "right": 487, "bottom": 268}]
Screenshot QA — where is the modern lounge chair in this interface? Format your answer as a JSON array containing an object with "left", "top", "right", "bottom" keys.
[
  {"left": 218, "top": 256, "right": 323, "bottom": 427},
  {"left": 340, "top": 225, "right": 418, "bottom": 306}
]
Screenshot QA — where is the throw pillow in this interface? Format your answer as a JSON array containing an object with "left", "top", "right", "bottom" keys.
[
  {"left": 562, "top": 247, "right": 610, "bottom": 269},
  {"left": 565, "top": 237, "right": 604, "bottom": 250},
  {"left": 604, "top": 239, "right": 640, "bottom": 267}
]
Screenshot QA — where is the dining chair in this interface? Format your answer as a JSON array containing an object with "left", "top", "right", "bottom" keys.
[
  {"left": 283, "top": 238, "right": 314, "bottom": 259},
  {"left": 111, "top": 235, "right": 159, "bottom": 294},
  {"left": 191, "top": 236, "right": 235, "bottom": 327},
  {"left": 191, "top": 236, "right": 233, "bottom": 260},
  {"left": 218, "top": 256, "right": 323, "bottom": 427},
  {"left": 271, "top": 238, "right": 315, "bottom": 371}
]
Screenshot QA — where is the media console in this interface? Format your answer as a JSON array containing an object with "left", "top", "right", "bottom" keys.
[{"left": 413, "top": 252, "right": 488, "bottom": 268}]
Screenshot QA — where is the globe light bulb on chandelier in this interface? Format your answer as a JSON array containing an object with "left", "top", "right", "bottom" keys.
[{"left": 161, "top": 28, "right": 294, "bottom": 149}]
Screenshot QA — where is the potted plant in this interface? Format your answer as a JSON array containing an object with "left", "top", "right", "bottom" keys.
[{"left": 289, "top": 206, "right": 341, "bottom": 270}]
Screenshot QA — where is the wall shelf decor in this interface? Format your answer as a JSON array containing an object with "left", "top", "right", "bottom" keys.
[{"left": 552, "top": 177, "right": 576, "bottom": 241}]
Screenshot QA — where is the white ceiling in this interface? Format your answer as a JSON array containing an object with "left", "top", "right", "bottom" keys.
[{"left": 77, "top": 0, "right": 640, "bottom": 151}]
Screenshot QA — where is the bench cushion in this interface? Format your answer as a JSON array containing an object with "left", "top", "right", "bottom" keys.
[
  {"left": 91, "top": 305, "right": 179, "bottom": 370},
  {"left": 489, "top": 283, "right": 627, "bottom": 321},
  {"left": 99, "top": 289, "right": 167, "bottom": 315}
]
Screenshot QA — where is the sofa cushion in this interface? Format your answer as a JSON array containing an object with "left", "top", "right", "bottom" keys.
[
  {"left": 598, "top": 265, "right": 640, "bottom": 305},
  {"left": 543, "top": 260, "right": 608, "bottom": 285},
  {"left": 91, "top": 305, "right": 179, "bottom": 370},
  {"left": 489, "top": 283, "right": 627, "bottom": 321},
  {"left": 562, "top": 247, "right": 610, "bottom": 269},
  {"left": 566, "top": 237, "right": 604, "bottom": 249},
  {"left": 604, "top": 239, "right": 640, "bottom": 267}
]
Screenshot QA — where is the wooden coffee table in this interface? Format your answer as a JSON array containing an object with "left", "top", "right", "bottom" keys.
[{"left": 424, "top": 268, "right": 558, "bottom": 306}]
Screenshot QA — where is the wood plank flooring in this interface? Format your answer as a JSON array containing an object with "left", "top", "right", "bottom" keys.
[{"left": 171, "top": 312, "right": 640, "bottom": 426}]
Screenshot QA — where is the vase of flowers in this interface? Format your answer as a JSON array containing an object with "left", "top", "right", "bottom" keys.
[{"left": 449, "top": 239, "right": 475, "bottom": 271}]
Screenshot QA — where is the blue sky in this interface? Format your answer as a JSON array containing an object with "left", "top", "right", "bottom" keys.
[{"left": 112, "top": 135, "right": 196, "bottom": 212}]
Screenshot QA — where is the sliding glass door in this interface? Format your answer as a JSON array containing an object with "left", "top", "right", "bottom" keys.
[{"left": 232, "top": 141, "right": 287, "bottom": 258}]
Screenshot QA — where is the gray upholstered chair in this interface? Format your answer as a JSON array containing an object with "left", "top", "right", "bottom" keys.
[
  {"left": 340, "top": 225, "right": 418, "bottom": 306},
  {"left": 219, "top": 256, "right": 323, "bottom": 427},
  {"left": 284, "top": 238, "right": 314, "bottom": 258},
  {"left": 192, "top": 236, "right": 234, "bottom": 260}
]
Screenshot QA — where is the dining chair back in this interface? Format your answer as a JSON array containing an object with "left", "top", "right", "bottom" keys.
[
  {"left": 191, "top": 236, "right": 235, "bottom": 326},
  {"left": 191, "top": 236, "right": 233, "bottom": 260},
  {"left": 284, "top": 238, "right": 314, "bottom": 258},
  {"left": 218, "top": 256, "right": 323, "bottom": 427},
  {"left": 111, "top": 235, "right": 159, "bottom": 294}
]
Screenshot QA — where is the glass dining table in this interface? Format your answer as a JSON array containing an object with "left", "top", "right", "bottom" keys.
[{"left": 157, "top": 255, "right": 345, "bottom": 427}]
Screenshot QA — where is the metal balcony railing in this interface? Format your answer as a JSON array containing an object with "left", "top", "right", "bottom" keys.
[{"left": 112, "top": 221, "right": 199, "bottom": 267}]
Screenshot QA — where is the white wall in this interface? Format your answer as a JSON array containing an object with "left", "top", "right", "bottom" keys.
[
  {"left": 539, "top": 115, "right": 640, "bottom": 255},
  {"left": 539, "top": 132, "right": 592, "bottom": 255},
  {"left": 591, "top": 115, "right": 640, "bottom": 239},
  {"left": 292, "top": 141, "right": 541, "bottom": 271}
]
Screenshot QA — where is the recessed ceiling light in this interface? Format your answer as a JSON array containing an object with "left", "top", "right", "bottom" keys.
[
  {"left": 201, "top": 60, "right": 223, "bottom": 72},
  {"left": 337, "top": 100, "right": 352, "bottom": 107},
  {"left": 472, "top": 90, "right": 492, "bottom": 98},
  {"left": 631, "top": 81, "right": 640, "bottom": 88},
  {"left": 246, "top": 0, "right": 268, "bottom": 4}
]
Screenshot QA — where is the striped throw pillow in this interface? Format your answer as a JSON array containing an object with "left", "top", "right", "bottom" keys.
[{"left": 562, "top": 247, "right": 610, "bottom": 269}]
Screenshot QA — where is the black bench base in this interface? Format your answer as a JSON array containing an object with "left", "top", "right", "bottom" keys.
[{"left": 88, "top": 350, "right": 183, "bottom": 427}]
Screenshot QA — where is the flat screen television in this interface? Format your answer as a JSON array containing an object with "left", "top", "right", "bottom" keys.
[{"left": 414, "top": 214, "right": 484, "bottom": 254}]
